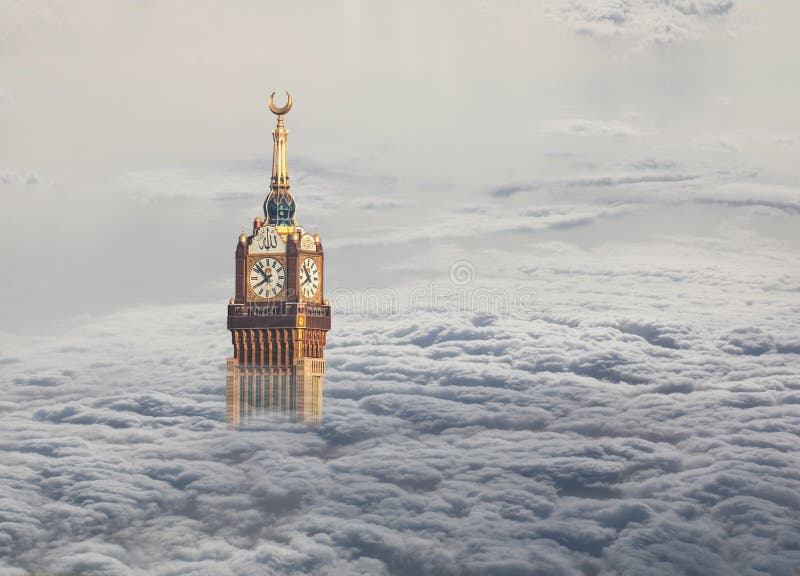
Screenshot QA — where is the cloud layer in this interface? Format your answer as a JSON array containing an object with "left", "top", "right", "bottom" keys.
[{"left": 2, "top": 214, "right": 799, "bottom": 575}]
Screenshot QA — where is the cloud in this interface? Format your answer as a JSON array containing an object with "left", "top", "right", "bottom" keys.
[
  {"left": 485, "top": 162, "right": 800, "bottom": 222},
  {"left": 0, "top": 169, "right": 40, "bottom": 186},
  {"left": 490, "top": 172, "right": 702, "bottom": 198},
  {"left": 721, "top": 326, "right": 775, "bottom": 356},
  {"left": 543, "top": 118, "right": 654, "bottom": 138},
  {"left": 541, "top": 0, "right": 736, "bottom": 46}
]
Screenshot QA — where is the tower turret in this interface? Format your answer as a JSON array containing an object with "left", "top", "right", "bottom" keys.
[{"left": 264, "top": 91, "right": 297, "bottom": 228}]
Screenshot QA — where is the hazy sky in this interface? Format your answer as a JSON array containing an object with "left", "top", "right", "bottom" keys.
[
  {"left": 2, "top": 1, "right": 799, "bottom": 332},
  {"left": 2, "top": 2, "right": 800, "bottom": 574}
]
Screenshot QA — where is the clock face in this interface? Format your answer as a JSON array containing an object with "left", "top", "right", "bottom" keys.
[
  {"left": 299, "top": 257, "right": 320, "bottom": 299},
  {"left": 249, "top": 257, "right": 285, "bottom": 299}
]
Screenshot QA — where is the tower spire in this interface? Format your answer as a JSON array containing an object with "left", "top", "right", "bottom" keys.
[{"left": 264, "top": 91, "right": 296, "bottom": 227}]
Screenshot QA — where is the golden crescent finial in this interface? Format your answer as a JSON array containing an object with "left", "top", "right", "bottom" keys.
[{"left": 269, "top": 91, "right": 292, "bottom": 115}]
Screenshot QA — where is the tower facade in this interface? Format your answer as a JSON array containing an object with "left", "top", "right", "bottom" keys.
[{"left": 226, "top": 92, "right": 331, "bottom": 427}]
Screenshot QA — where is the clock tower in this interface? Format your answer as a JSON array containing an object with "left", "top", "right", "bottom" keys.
[{"left": 226, "top": 92, "right": 331, "bottom": 427}]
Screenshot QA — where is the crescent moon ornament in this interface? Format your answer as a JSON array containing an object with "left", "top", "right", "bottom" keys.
[{"left": 268, "top": 91, "right": 292, "bottom": 115}]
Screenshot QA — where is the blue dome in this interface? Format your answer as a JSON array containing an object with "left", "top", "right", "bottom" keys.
[{"left": 264, "top": 190, "right": 296, "bottom": 226}]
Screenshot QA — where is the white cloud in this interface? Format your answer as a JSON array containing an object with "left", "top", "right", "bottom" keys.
[{"left": 542, "top": 0, "right": 736, "bottom": 45}]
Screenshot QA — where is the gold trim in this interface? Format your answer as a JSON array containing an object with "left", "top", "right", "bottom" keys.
[{"left": 275, "top": 224, "right": 296, "bottom": 239}]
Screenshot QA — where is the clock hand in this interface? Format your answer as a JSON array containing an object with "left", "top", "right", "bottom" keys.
[{"left": 253, "top": 264, "right": 272, "bottom": 286}]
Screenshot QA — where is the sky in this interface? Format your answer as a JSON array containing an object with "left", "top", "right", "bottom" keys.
[{"left": 1, "top": 1, "right": 800, "bottom": 574}]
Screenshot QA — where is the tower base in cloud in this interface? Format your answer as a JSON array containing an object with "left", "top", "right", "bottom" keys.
[{"left": 225, "top": 358, "right": 323, "bottom": 428}]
